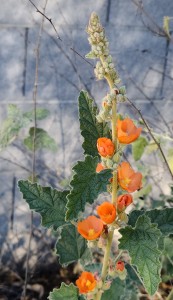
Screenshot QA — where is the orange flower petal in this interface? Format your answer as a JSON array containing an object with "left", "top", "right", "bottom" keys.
[
  {"left": 77, "top": 216, "right": 104, "bottom": 240},
  {"left": 97, "top": 202, "right": 116, "bottom": 224},
  {"left": 118, "top": 162, "right": 142, "bottom": 192},
  {"left": 117, "top": 118, "right": 142, "bottom": 144},
  {"left": 97, "top": 137, "right": 115, "bottom": 158},
  {"left": 116, "top": 261, "right": 125, "bottom": 272},
  {"left": 117, "top": 194, "right": 133, "bottom": 211},
  {"left": 96, "top": 163, "right": 105, "bottom": 173},
  {"left": 76, "top": 271, "right": 96, "bottom": 294}
]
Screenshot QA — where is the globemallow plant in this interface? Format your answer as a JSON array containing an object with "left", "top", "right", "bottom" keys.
[{"left": 18, "top": 12, "right": 173, "bottom": 300}]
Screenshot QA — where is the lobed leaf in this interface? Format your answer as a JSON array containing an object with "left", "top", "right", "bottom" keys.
[
  {"left": 119, "top": 215, "right": 162, "bottom": 295},
  {"left": 56, "top": 224, "right": 91, "bottom": 266},
  {"left": 78, "top": 91, "right": 111, "bottom": 157},
  {"left": 18, "top": 180, "right": 68, "bottom": 230},
  {"left": 128, "top": 208, "right": 173, "bottom": 236},
  {"left": 23, "top": 108, "right": 50, "bottom": 121},
  {"left": 24, "top": 127, "right": 58, "bottom": 152},
  {"left": 101, "top": 278, "right": 125, "bottom": 300},
  {"left": 48, "top": 283, "right": 79, "bottom": 300},
  {"left": 66, "top": 155, "right": 112, "bottom": 220}
]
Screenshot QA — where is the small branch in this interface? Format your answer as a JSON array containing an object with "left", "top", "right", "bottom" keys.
[
  {"left": 127, "top": 97, "right": 173, "bottom": 180},
  {"left": 28, "top": 0, "right": 94, "bottom": 68},
  {"left": 22, "top": 1, "right": 48, "bottom": 299}
]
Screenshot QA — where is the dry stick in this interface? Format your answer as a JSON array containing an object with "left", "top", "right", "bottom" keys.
[
  {"left": 118, "top": 64, "right": 172, "bottom": 136},
  {"left": 127, "top": 97, "right": 173, "bottom": 180},
  {"left": 22, "top": 1, "right": 48, "bottom": 299},
  {"left": 28, "top": 0, "right": 94, "bottom": 68},
  {"left": 131, "top": 0, "right": 173, "bottom": 42}
]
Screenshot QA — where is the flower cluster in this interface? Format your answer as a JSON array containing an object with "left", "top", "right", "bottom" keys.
[
  {"left": 94, "top": 56, "right": 120, "bottom": 84},
  {"left": 86, "top": 12, "right": 109, "bottom": 58}
]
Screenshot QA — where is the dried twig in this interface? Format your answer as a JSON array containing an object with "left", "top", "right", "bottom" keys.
[
  {"left": 28, "top": 0, "right": 94, "bottom": 67},
  {"left": 127, "top": 97, "right": 173, "bottom": 180},
  {"left": 132, "top": 0, "right": 173, "bottom": 42},
  {"left": 22, "top": 1, "right": 48, "bottom": 299}
]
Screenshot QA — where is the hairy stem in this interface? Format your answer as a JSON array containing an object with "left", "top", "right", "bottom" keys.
[{"left": 94, "top": 57, "right": 118, "bottom": 300}]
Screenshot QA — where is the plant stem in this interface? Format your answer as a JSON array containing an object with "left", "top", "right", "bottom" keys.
[
  {"left": 94, "top": 56, "right": 118, "bottom": 300},
  {"left": 166, "top": 288, "right": 173, "bottom": 300}
]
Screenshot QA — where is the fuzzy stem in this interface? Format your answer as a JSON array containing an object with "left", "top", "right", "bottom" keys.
[{"left": 94, "top": 56, "right": 118, "bottom": 300}]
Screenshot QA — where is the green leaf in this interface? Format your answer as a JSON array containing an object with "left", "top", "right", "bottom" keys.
[
  {"left": 0, "top": 105, "right": 24, "bottom": 150},
  {"left": 79, "top": 91, "right": 111, "bottom": 157},
  {"left": 48, "top": 283, "right": 78, "bottom": 300},
  {"left": 145, "top": 142, "right": 158, "bottom": 155},
  {"left": 85, "top": 263, "right": 102, "bottom": 274},
  {"left": 128, "top": 208, "right": 173, "bottom": 236},
  {"left": 66, "top": 155, "right": 112, "bottom": 220},
  {"left": 164, "top": 236, "right": 173, "bottom": 260},
  {"left": 132, "top": 137, "right": 148, "bottom": 161},
  {"left": 85, "top": 51, "right": 97, "bottom": 59},
  {"left": 119, "top": 215, "right": 161, "bottom": 295},
  {"left": 18, "top": 180, "right": 68, "bottom": 230},
  {"left": 56, "top": 224, "right": 91, "bottom": 266},
  {"left": 23, "top": 108, "right": 50, "bottom": 121},
  {"left": 24, "top": 127, "right": 58, "bottom": 152},
  {"left": 101, "top": 278, "right": 125, "bottom": 300}
]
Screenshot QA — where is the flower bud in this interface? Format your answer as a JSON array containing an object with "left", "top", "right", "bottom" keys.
[{"left": 97, "top": 137, "right": 115, "bottom": 158}]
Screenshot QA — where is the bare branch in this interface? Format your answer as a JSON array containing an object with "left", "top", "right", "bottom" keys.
[{"left": 28, "top": 0, "right": 94, "bottom": 68}]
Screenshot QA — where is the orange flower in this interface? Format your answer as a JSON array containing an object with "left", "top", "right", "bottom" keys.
[
  {"left": 97, "top": 202, "right": 116, "bottom": 224},
  {"left": 117, "top": 194, "right": 133, "bottom": 211},
  {"left": 117, "top": 118, "right": 141, "bottom": 144},
  {"left": 116, "top": 261, "right": 125, "bottom": 272},
  {"left": 97, "top": 137, "right": 115, "bottom": 158},
  {"left": 77, "top": 216, "right": 104, "bottom": 240},
  {"left": 76, "top": 271, "right": 96, "bottom": 294},
  {"left": 96, "top": 163, "right": 105, "bottom": 173},
  {"left": 118, "top": 162, "right": 142, "bottom": 193}
]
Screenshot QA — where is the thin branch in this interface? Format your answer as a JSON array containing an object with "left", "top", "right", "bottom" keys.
[
  {"left": 126, "top": 97, "right": 173, "bottom": 180},
  {"left": 119, "top": 64, "right": 172, "bottom": 135},
  {"left": 22, "top": 1, "right": 48, "bottom": 299},
  {"left": 132, "top": 0, "right": 173, "bottom": 42},
  {"left": 28, "top": 0, "right": 94, "bottom": 68}
]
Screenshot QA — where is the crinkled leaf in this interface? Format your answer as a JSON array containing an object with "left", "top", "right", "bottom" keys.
[
  {"left": 85, "top": 263, "right": 102, "bottom": 274},
  {"left": 128, "top": 208, "right": 173, "bottom": 236},
  {"left": 18, "top": 180, "right": 68, "bottom": 230},
  {"left": 79, "top": 91, "right": 111, "bottom": 157},
  {"left": 132, "top": 137, "right": 148, "bottom": 161},
  {"left": 24, "top": 127, "right": 58, "bottom": 152},
  {"left": 66, "top": 155, "right": 112, "bottom": 220},
  {"left": 101, "top": 278, "right": 125, "bottom": 300},
  {"left": 48, "top": 283, "right": 78, "bottom": 300},
  {"left": 56, "top": 224, "right": 91, "bottom": 266},
  {"left": 23, "top": 108, "right": 50, "bottom": 121},
  {"left": 164, "top": 236, "right": 173, "bottom": 259},
  {"left": 119, "top": 215, "right": 162, "bottom": 295}
]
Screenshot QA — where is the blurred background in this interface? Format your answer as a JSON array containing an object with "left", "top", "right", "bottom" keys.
[{"left": 0, "top": 0, "right": 173, "bottom": 299}]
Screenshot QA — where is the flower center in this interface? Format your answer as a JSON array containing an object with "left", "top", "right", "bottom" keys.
[
  {"left": 86, "top": 280, "right": 92, "bottom": 287},
  {"left": 88, "top": 229, "right": 95, "bottom": 237},
  {"left": 122, "top": 177, "right": 131, "bottom": 187}
]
